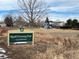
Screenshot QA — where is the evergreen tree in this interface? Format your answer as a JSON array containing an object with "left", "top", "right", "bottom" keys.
[
  {"left": 45, "top": 17, "right": 49, "bottom": 24},
  {"left": 72, "top": 19, "right": 78, "bottom": 28},
  {"left": 4, "top": 16, "right": 13, "bottom": 27},
  {"left": 66, "top": 19, "right": 72, "bottom": 28}
]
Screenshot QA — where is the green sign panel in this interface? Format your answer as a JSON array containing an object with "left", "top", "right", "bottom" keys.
[{"left": 8, "top": 33, "right": 33, "bottom": 45}]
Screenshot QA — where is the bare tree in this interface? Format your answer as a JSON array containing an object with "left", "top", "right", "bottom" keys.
[
  {"left": 18, "top": 0, "right": 48, "bottom": 27},
  {"left": 14, "top": 16, "right": 27, "bottom": 27}
]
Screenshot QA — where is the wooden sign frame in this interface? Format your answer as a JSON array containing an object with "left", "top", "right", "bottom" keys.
[{"left": 8, "top": 30, "right": 34, "bottom": 46}]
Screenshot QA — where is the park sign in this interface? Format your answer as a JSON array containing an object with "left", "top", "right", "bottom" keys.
[{"left": 8, "top": 29, "right": 34, "bottom": 46}]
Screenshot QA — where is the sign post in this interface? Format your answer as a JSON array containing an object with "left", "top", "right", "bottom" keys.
[
  {"left": 8, "top": 29, "right": 34, "bottom": 46},
  {"left": 19, "top": 26, "right": 24, "bottom": 32}
]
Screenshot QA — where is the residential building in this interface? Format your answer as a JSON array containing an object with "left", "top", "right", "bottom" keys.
[
  {"left": 44, "top": 20, "right": 65, "bottom": 29},
  {"left": 0, "top": 22, "right": 6, "bottom": 27}
]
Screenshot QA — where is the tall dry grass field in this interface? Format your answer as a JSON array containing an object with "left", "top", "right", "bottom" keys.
[{"left": 0, "top": 28, "right": 79, "bottom": 59}]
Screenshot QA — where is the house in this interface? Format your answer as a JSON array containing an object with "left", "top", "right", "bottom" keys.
[
  {"left": 0, "top": 22, "right": 6, "bottom": 27},
  {"left": 44, "top": 21, "right": 65, "bottom": 29},
  {"left": 52, "top": 21, "right": 65, "bottom": 27}
]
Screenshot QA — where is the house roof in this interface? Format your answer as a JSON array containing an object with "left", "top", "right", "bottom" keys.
[
  {"left": 48, "top": 21, "right": 64, "bottom": 23},
  {"left": 0, "top": 22, "right": 5, "bottom": 24}
]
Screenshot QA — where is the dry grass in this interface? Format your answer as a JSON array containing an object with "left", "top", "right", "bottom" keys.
[{"left": 0, "top": 28, "right": 79, "bottom": 59}]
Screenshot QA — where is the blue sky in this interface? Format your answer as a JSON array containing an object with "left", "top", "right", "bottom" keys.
[
  {"left": 46, "top": 0, "right": 79, "bottom": 21},
  {"left": 0, "top": 0, "right": 79, "bottom": 21}
]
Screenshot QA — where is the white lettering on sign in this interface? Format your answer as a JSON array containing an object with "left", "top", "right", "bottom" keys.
[{"left": 10, "top": 35, "right": 32, "bottom": 38}]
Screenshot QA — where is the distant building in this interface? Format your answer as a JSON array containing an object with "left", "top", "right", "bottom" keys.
[
  {"left": 44, "top": 21, "right": 65, "bottom": 29},
  {"left": 0, "top": 22, "right": 6, "bottom": 27},
  {"left": 52, "top": 21, "right": 65, "bottom": 27}
]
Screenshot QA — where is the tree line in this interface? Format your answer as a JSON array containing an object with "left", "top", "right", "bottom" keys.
[
  {"left": 60, "top": 19, "right": 79, "bottom": 29},
  {"left": 3, "top": 15, "right": 42, "bottom": 28},
  {"left": 44, "top": 17, "right": 79, "bottom": 29},
  {"left": 3, "top": 15, "right": 79, "bottom": 29}
]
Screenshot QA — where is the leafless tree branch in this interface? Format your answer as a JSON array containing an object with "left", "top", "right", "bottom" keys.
[{"left": 18, "top": 0, "right": 48, "bottom": 27}]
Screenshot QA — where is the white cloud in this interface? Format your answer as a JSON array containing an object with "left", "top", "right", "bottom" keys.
[
  {"left": 46, "top": 0, "right": 79, "bottom": 10},
  {"left": 0, "top": 0, "right": 11, "bottom": 2},
  {"left": 45, "top": 0, "right": 65, "bottom": 3},
  {"left": 48, "top": 6, "right": 73, "bottom": 12},
  {"left": 0, "top": 0, "right": 79, "bottom": 21},
  {"left": 0, "top": 0, "right": 17, "bottom": 10},
  {"left": 45, "top": 0, "right": 79, "bottom": 21}
]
